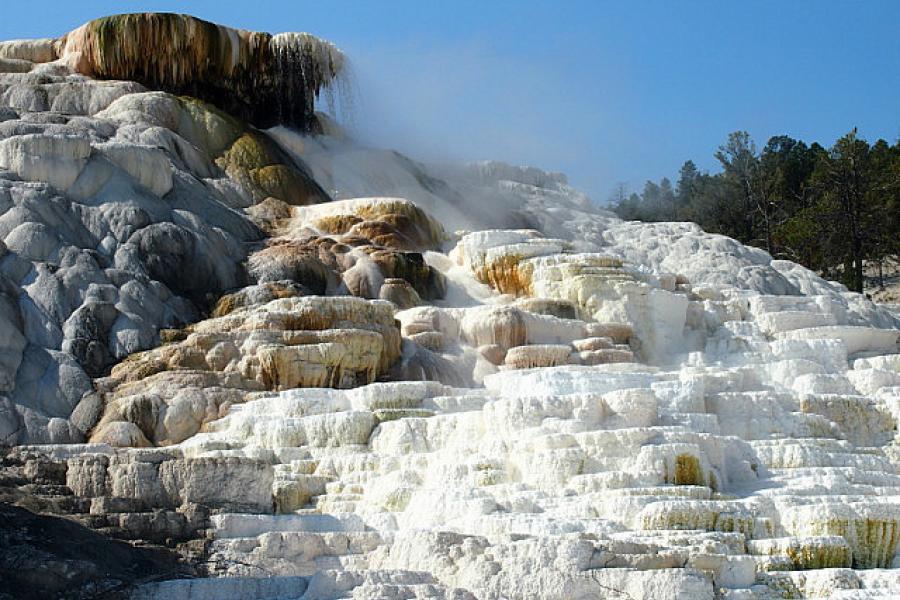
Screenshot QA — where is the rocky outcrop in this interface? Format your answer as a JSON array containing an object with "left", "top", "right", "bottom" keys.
[
  {"left": 247, "top": 197, "right": 448, "bottom": 302},
  {"left": 0, "top": 501, "right": 189, "bottom": 600},
  {"left": 0, "top": 60, "right": 330, "bottom": 442},
  {"left": 89, "top": 296, "right": 401, "bottom": 446},
  {"left": 2, "top": 13, "right": 344, "bottom": 130}
]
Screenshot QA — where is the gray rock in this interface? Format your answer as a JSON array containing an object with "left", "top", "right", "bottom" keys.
[
  {"left": 69, "top": 392, "right": 103, "bottom": 436},
  {"left": 62, "top": 301, "right": 118, "bottom": 376},
  {"left": 0, "top": 56, "right": 324, "bottom": 443}
]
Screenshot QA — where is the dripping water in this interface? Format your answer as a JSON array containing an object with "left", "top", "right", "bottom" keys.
[{"left": 269, "top": 33, "right": 353, "bottom": 130}]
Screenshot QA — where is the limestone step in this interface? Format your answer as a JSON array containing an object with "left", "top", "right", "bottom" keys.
[
  {"left": 315, "top": 493, "right": 363, "bottom": 505},
  {"left": 373, "top": 408, "right": 437, "bottom": 422},
  {"left": 212, "top": 512, "right": 368, "bottom": 538},
  {"left": 751, "top": 439, "right": 892, "bottom": 470},
  {"left": 324, "top": 481, "right": 365, "bottom": 495},
  {"left": 132, "top": 576, "right": 309, "bottom": 600},
  {"left": 313, "top": 500, "right": 359, "bottom": 513}
]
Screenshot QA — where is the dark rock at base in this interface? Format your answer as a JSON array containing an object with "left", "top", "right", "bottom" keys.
[{"left": 0, "top": 502, "right": 190, "bottom": 600}]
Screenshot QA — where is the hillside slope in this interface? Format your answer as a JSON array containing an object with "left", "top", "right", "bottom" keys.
[{"left": 0, "top": 13, "right": 899, "bottom": 600}]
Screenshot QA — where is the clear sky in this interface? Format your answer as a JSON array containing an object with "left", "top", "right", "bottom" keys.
[{"left": 3, "top": 1, "right": 898, "bottom": 203}]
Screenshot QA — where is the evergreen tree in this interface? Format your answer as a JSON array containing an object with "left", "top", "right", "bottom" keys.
[
  {"left": 757, "top": 136, "right": 815, "bottom": 256},
  {"left": 659, "top": 177, "right": 676, "bottom": 220},
  {"left": 611, "top": 129, "right": 899, "bottom": 293},
  {"left": 676, "top": 160, "right": 699, "bottom": 212}
]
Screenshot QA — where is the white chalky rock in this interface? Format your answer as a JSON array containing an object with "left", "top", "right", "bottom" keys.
[
  {"left": 0, "top": 134, "right": 91, "bottom": 191},
  {"left": 855, "top": 354, "right": 900, "bottom": 372},
  {"left": 776, "top": 326, "right": 900, "bottom": 356},
  {"left": 0, "top": 39, "right": 57, "bottom": 63},
  {"left": 96, "top": 142, "right": 173, "bottom": 197},
  {"left": 503, "top": 344, "right": 572, "bottom": 368}
]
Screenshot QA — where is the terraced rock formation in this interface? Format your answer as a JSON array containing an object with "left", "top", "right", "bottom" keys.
[
  {"left": 1, "top": 12, "right": 899, "bottom": 600},
  {"left": 4, "top": 13, "right": 344, "bottom": 129}
]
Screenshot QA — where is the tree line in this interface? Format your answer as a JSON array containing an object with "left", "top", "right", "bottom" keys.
[{"left": 612, "top": 129, "right": 900, "bottom": 293}]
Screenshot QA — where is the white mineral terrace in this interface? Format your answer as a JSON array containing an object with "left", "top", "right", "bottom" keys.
[
  {"left": 0, "top": 17, "right": 899, "bottom": 600},
  {"left": 26, "top": 215, "right": 900, "bottom": 599}
]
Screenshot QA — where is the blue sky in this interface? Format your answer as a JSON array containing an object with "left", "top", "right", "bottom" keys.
[{"left": 3, "top": 1, "right": 898, "bottom": 203}]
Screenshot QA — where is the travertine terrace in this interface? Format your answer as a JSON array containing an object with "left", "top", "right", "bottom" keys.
[{"left": 1, "top": 12, "right": 899, "bottom": 600}]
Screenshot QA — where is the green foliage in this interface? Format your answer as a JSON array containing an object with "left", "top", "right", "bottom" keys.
[{"left": 612, "top": 129, "right": 900, "bottom": 293}]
